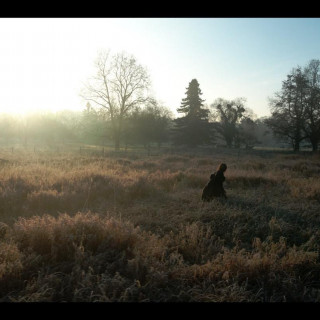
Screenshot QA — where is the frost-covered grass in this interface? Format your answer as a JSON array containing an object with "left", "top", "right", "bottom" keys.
[{"left": 0, "top": 148, "right": 320, "bottom": 301}]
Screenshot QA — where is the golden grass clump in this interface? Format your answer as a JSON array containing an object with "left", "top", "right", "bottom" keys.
[
  {"left": 12, "top": 212, "right": 139, "bottom": 260},
  {"left": 288, "top": 177, "right": 320, "bottom": 201}
]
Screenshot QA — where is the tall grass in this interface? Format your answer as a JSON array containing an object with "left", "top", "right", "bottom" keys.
[{"left": 0, "top": 148, "right": 320, "bottom": 301}]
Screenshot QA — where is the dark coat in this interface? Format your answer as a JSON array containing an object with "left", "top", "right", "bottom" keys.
[{"left": 201, "top": 170, "right": 227, "bottom": 201}]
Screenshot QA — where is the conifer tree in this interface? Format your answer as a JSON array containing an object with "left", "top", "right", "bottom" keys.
[{"left": 172, "top": 79, "right": 211, "bottom": 147}]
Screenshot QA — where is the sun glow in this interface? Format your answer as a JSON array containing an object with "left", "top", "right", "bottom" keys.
[
  {"left": 0, "top": 19, "right": 108, "bottom": 115},
  {"left": 1, "top": 18, "right": 320, "bottom": 118}
]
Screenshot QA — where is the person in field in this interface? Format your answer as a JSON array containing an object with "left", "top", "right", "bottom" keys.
[{"left": 202, "top": 163, "right": 227, "bottom": 201}]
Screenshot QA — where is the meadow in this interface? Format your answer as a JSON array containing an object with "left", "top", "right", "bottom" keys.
[{"left": 1, "top": 146, "right": 320, "bottom": 302}]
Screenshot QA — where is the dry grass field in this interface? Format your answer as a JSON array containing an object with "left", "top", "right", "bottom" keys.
[{"left": 1, "top": 146, "right": 320, "bottom": 302}]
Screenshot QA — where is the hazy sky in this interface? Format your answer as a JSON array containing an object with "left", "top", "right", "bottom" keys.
[{"left": 1, "top": 18, "right": 320, "bottom": 118}]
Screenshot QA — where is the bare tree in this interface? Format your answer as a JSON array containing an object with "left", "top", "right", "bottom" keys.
[{"left": 81, "top": 50, "right": 152, "bottom": 151}]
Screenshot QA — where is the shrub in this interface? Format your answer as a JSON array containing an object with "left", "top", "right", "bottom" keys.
[{"left": 12, "top": 212, "right": 139, "bottom": 261}]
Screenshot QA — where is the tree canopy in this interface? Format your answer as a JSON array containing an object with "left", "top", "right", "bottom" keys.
[{"left": 266, "top": 61, "right": 320, "bottom": 151}]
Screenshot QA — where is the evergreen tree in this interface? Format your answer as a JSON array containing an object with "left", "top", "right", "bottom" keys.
[{"left": 172, "top": 79, "right": 211, "bottom": 147}]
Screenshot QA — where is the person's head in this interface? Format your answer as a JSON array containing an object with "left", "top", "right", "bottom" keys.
[{"left": 217, "top": 163, "right": 227, "bottom": 172}]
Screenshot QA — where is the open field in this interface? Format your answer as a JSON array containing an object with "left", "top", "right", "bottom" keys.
[{"left": 1, "top": 146, "right": 320, "bottom": 302}]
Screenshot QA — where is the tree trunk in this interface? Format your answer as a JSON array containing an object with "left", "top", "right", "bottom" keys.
[
  {"left": 114, "top": 137, "right": 120, "bottom": 151},
  {"left": 113, "top": 118, "right": 123, "bottom": 152},
  {"left": 293, "top": 140, "right": 300, "bottom": 152},
  {"left": 293, "top": 129, "right": 301, "bottom": 152},
  {"left": 311, "top": 139, "right": 318, "bottom": 152},
  {"left": 113, "top": 126, "right": 120, "bottom": 151},
  {"left": 308, "top": 132, "right": 319, "bottom": 152}
]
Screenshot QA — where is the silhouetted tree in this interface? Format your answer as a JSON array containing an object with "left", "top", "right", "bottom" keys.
[
  {"left": 266, "top": 67, "right": 309, "bottom": 151},
  {"left": 123, "top": 101, "right": 172, "bottom": 148},
  {"left": 303, "top": 59, "right": 320, "bottom": 151},
  {"left": 253, "top": 117, "right": 278, "bottom": 147},
  {"left": 172, "top": 79, "right": 211, "bottom": 147},
  {"left": 235, "top": 117, "right": 259, "bottom": 149},
  {"left": 210, "top": 97, "right": 248, "bottom": 148},
  {"left": 81, "top": 50, "right": 152, "bottom": 151}
]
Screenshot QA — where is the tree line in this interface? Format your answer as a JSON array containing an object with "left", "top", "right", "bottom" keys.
[
  {"left": 79, "top": 50, "right": 262, "bottom": 151},
  {"left": 1, "top": 50, "right": 319, "bottom": 152}
]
